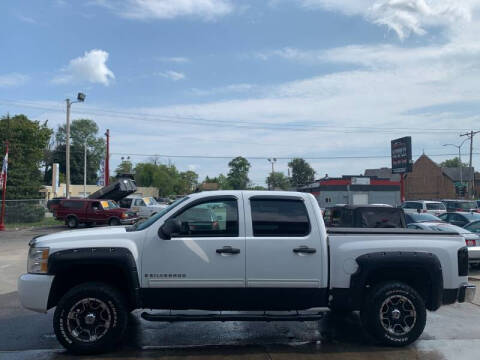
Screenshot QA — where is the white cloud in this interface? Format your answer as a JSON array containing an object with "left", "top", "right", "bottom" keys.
[
  {"left": 293, "top": 0, "right": 475, "bottom": 39},
  {"left": 155, "top": 70, "right": 186, "bottom": 81},
  {"left": 191, "top": 83, "right": 255, "bottom": 96},
  {"left": 52, "top": 49, "right": 115, "bottom": 86},
  {"left": 17, "top": 14, "right": 37, "bottom": 24},
  {"left": 156, "top": 56, "right": 190, "bottom": 63},
  {"left": 94, "top": 0, "right": 234, "bottom": 20},
  {"left": 0, "top": 73, "right": 29, "bottom": 87}
]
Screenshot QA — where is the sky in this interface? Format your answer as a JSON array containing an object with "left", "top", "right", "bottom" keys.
[{"left": 1, "top": 0, "right": 480, "bottom": 186}]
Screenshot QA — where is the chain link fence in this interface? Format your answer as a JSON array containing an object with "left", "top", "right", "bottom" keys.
[{"left": 3, "top": 199, "right": 51, "bottom": 226}]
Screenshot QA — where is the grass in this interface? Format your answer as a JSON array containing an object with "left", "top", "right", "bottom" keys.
[{"left": 5, "top": 216, "right": 61, "bottom": 230}]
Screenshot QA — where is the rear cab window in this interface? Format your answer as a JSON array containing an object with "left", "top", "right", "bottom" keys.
[
  {"left": 61, "top": 200, "right": 84, "bottom": 209},
  {"left": 250, "top": 198, "right": 310, "bottom": 236},
  {"left": 426, "top": 202, "right": 445, "bottom": 210}
]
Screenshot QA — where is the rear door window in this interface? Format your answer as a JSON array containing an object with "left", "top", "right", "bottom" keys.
[{"left": 250, "top": 198, "right": 310, "bottom": 237}]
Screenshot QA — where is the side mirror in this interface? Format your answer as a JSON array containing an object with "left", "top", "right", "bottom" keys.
[{"left": 159, "top": 218, "right": 181, "bottom": 240}]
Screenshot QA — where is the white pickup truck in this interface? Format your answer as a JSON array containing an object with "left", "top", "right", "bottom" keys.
[{"left": 18, "top": 191, "right": 475, "bottom": 354}]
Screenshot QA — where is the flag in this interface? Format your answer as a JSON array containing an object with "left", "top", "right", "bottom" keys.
[{"left": 0, "top": 151, "right": 7, "bottom": 188}]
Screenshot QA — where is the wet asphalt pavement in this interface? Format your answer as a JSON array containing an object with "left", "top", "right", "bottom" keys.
[{"left": 1, "top": 227, "right": 480, "bottom": 359}]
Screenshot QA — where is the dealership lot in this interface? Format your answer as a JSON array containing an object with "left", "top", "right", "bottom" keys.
[{"left": 1, "top": 227, "right": 480, "bottom": 360}]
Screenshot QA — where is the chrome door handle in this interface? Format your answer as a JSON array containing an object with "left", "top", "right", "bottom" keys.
[
  {"left": 293, "top": 246, "right": 316, "bottom": 254},
  {"left": 216, "top": 246, "right": 240, "bottom": 254}
]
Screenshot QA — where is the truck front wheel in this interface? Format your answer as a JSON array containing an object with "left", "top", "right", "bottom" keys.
[
  {"left": 53, "top": 283, "right": 128, "bottom": 354},
  {"left": 361, "top": 282, "right": 426, "bottom": 347}
]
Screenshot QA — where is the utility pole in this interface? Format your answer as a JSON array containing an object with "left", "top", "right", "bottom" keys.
[
  {"left": 460, "top": 131, "right": 480, "bottom": 198},
  {"left": 83, "top": 140, "right": 87, "bottom": 198},
  {"left": 105, "top": 129, "right": 110, "bottom": 186}
]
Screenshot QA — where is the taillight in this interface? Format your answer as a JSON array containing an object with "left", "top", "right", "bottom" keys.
[
  {"left": 422, "top": 209, "right": 427, "bottom": 213},
  {"left": 213, "top": 221, "right": 219, "bottom": 229},
  {"left": 466, "top": 239, "right": 476, "bottom": 247},
  {"left": 458, "top": 247, "right": 469, "bottom": 276}
]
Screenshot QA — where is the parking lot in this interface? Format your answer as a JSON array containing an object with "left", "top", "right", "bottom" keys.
[{"left": 1, "top": 226, "right": 480, "bottom": 360}]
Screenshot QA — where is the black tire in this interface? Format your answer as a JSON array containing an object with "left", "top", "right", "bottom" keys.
[
  {"left": 53, "top": 282, "right": 128, "bottom": 355},
  {"left": 360, "top": 282, "right": 426, "bottom": 347},
  {"left": 108, "top": 218, "right": 121, "bottom": 226},
  {"left": 66, "top": 216, "right": 78, "bottom": 229}
]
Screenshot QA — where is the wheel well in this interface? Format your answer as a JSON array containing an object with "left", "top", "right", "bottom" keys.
[
  {"left": 48, "top": 264, "right": 137, "bottom": 310},
  {"left": 365, "top": 267, "right": 434, "bottom": 310},
  {"left": 109, "top": 217, "right": 120, "bottom": 223}
]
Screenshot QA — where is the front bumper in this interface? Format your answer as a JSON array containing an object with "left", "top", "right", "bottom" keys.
[
  {"left": 121, "top": 217, "right": 139, "bottom": 225},
  {"left": 468, "top": 247, "right": 480, "bottom": 263},
  {"left": 17, "top": 274, "right": 54, "bottom": 313}
]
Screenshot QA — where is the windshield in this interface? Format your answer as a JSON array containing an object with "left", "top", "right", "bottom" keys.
[
  {"left": 409, "top": 213, "right": 441, "bottom": 222},
  {"left": 463, "top": 212, "right": 480, "bottom": 221},
  {"left": 129, "top": 197, "right": 189, "bottom": 231},
  {"left": 143, "top": 197, "right": 158, "bottom": 206},
  {"left": 428, "top": 224, "right": 472, "bottom": 234}
]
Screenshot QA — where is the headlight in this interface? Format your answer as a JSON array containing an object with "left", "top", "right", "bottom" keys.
[{"left": 27, "top": 247, "right": 49, "bottom": 274}]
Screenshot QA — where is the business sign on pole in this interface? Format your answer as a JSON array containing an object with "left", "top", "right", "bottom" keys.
[
  {"left": 97, "top": 159, "right": 105, "bottom": 187},
  {"left": 391, "top": 136, "right": 412, "bottom": 174}
]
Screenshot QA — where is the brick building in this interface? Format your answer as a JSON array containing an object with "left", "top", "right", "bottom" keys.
[{"left": 404, "top": 155, "right": 474, "bottom": 200}]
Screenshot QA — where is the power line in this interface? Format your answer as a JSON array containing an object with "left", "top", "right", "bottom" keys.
[
  {"left": 109, "top": 151, "right": 480, "bottom": 160},
  {"left": 2, "top": 99, "right": 479, "bottom": 134}
]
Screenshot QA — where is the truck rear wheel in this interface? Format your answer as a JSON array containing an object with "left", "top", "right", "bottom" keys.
[
  {"left": 66, "top": 216, "right": 78, "bottom": 229},
  {"left": 53, "top": 282, "right": 128, "bottom": 354},
  {"left": 361, "top": 282, "right": 426, "bottom": 347}
]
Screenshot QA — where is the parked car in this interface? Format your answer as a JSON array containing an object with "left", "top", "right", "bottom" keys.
[
  {"left": 19, "top": 190, "right": 474, "bottom": 354},
  {"left": 407, "top": 222, "right": 480, "bottom": 266},
  {"left": 46, "top": 197, "right": 64, "bottom": 213},
  {"left": 464, "top": 220, "right": 480, "bottom": 234},
  {"left": 54, "top": 199, "right": 138, "bottom": 228},
  {"left": 441, "top": 199, "right": 479, "bottom": 213},
  {"left": 438, "top": 212, "right": 480, "bottom": 227},
  {"left": 118, "top": 196, "right": 167, "bottom": 218},
  {"left": 324, "top": 204, "right": 406, "bottom": 228},
  {"left": 405, "top": 212, "right": 443, "bottom": 225},
  {"left": 401, "top": 200, "right": 446, "bottom": 216}
]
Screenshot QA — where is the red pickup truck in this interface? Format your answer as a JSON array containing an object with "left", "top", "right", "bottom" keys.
[{"left": 54, "top": 199, "right": 138, "bottom": 228}]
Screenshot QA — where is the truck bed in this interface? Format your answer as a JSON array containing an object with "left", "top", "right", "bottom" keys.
[{"left": 327, "top": 227, "right": 458, "bottom": 235}]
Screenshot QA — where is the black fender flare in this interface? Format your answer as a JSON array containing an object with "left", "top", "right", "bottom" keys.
[
  {"left": 331, "top": 251, "right": 443, "bottom": 311},
  {"left": 47, "top": 247, "right": 141, "bottom": 309}
]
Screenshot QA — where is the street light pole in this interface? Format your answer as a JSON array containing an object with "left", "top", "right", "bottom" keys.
[
  {"left": 65, "top": 99, "right": 71, "bottom": 199},
  {"left": 65, "top": 93, "right": 86, "bottom": 199},
  {"left": 267, "top": 158, "right": 277, "bottom": 190},
  {"left": 460, "top": 130, "right": 480, "bottom": 198},
  {"left": 443, "top": 139, "right": 469, "bottom": 197}
]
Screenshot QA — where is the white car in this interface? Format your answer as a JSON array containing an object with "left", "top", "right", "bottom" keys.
[
  {"left": 401, "top": 200, "right": 446, "bottom": 216},
  {"left": 407, "top": 221, "right": 480, "bottom": 265},
  {"left": 119, "top": 196, "right": 167, "bottom": 218},
  {"left": 18, "top": 191, "right": 475, "bottom": 354}
]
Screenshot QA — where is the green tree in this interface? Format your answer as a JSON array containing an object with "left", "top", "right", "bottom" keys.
[
  {"left": 227, "top": 156, "right": 251, "bottom": 190},
  {"left": 440, "top": 157, "right": 468, "bottom": 168},
  {"left": 0, "top": 114, "right": 52, "bottom": 199},
  {"left": 266, "top": 172, "right": 290, "bottom": 190},
  {"left": 134, "top": 162, "right": 199, "bottom": 196},
  {"left": 288, "top": 158, "right": 315, "bottom": 188},
  {"left": 50, "top": 119, "right": 105, "bottom": 184},
  {"left": 115, "top": 159, "right": 133, "bottom": 175},
  {"left": 177, "top": 170, "right": 198, "bottom": 194}
]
